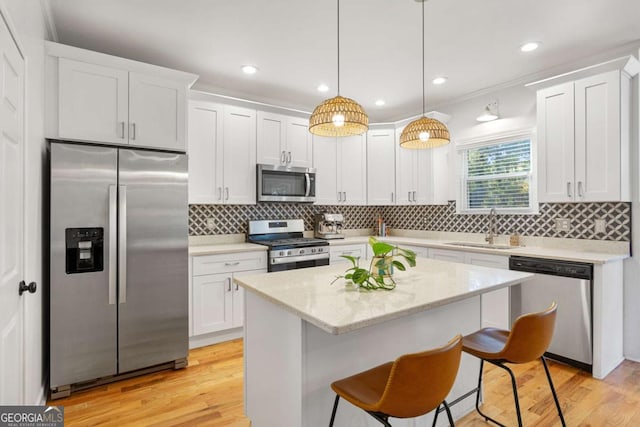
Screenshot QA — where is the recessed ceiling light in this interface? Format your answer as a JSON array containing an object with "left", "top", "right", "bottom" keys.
[
  {"left": 432, "top": 76, "right": 447, "bottom": 85},
  {"left": 317, "top": 84, "right": 329, "bottom": 92},
  {"left": 520, "top": 42, "right": 540, "bottom": 52},
  {"left": 375, "top": 99, "right": 386, "bottom": 106},
  {"left": 241, "top": 65, "right": 259, "bottom": 75}
]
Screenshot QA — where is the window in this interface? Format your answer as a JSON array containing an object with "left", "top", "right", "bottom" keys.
[{"left": 458, "top": 131, "right": 536, "bottom": 213}]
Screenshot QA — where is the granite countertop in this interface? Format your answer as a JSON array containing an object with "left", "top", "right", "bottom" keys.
[
  {"left": 327, "top": 236, "right": 628, "bottom": 264},
  {"left": 233, "top": 259, "right": 533, "bottom": 335}
]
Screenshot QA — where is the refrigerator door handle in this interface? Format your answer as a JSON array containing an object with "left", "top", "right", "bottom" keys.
[
  {"left": 119, "top": 185, "right": 127, "bottom": 304},
  {"left": 108, "top": 185, "right": 117, "bottom": 305}
]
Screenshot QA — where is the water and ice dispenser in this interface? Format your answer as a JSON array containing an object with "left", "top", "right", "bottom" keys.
[{"left": 65, "top": 227, "right": 104, "bottom": 274}]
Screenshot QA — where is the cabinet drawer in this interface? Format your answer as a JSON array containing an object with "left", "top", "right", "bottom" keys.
[
  {"left": 193, "top": 251, "right": 267, "bottom": 276},
  {"left": 330, "top": 244, "right": 367, "bottom": 264}
]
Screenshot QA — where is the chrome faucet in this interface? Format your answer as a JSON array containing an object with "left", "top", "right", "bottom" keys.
[{"left": 485, "top": 208, "right": 497, "bottom": 245}]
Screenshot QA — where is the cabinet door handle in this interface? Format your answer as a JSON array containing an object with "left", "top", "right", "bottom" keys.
[
  {"left": 337, "top": 192, "right": 342, "bottom": 202},
  {"left": 287, "top": 152, "right": 292, "bottom": 163},
  {"left": 119, "top": 121, "right": 125, "bottom": 139},
  {"left": 225, "top": 187, "right": 229, "bottom": 200},
  {"left": 217, "top": 187, "right": 222, "bottom": 200},
  {"left": 343, "top": 191, "right": 346, "bottom": 202},
  {"left": 391, "top": 192, "right": 394, "bottom": 203},
  {"left": 225, "top": 261, "right": 240, "bottom": 266},
  {"left": 578, "top": 181, "right": 584, "bottom": 197},
  {"left": 227, "top": 278, "right": 232, "bottom": 292},
  {"left": 281, "top": 151, "right": 286, "bottom": 164},
  {"left": 567, "top": 182, "right": 572, "bottom": 198},
  {"left": 235, "top": 283, "right": 239, "bottom": 291},
  {"left": 413, "top": 191, "right": 417, "bottom": 202},
  {"left": 408, "top": 191, "right": 412, "bottom": 202},
  {"left": 130, "top": 123, "right": 136, "bottom": 140}
]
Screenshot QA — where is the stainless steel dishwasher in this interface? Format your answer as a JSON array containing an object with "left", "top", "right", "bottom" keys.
[{"left": 509, "top": 256, "right": 593, "bottom": 372}]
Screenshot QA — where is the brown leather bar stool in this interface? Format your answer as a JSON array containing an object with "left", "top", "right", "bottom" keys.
[
  {"left": 328, "top": 335, "right": 462, "bottom": 427},
  {"left": 462, "top": 302, "right": 566, "bottom": 427}
]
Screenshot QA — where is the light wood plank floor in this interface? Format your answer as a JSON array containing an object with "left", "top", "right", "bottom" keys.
[{"left": 50, "top": 339, "right": 640, "bottom": 426}]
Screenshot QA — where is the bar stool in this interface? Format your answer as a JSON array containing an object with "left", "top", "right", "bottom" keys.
[
  {"left": 328, "top": 335, "right": 462, "bottom": 427},
  {"left": 462, "top": 302, "right": 566, "bottom": 427}
]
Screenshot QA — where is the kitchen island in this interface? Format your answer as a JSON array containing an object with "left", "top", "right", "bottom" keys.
[{"left": 234, "top": 258, "right": 533, "bottom": 427}]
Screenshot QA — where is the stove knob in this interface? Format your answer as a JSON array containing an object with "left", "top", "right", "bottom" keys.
[
  {"left": 287, "top": 250, "right": 292, "bottom": 256},
  {"left": 279, "top": 251, "right": 284, "bottom": 256},
  {"left": 317, "top": 248, "right": 323, "bottom": 253},
  {"left": 311, "top": 248, "right": 316, "bottom": 253},
  {"left": 300, "top": 249, "right": 305, "bottom": 254}
]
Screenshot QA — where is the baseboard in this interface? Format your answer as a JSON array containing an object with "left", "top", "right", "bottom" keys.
[
  {"left": 624, "top": 355, "right": 640, "bottom": 363},
  {"left": 189, "top": 328, "right": 243, "bottom": 349}
]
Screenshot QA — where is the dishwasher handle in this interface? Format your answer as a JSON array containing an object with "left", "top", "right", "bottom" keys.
[{"left": 509, "top": 256, "right": 592, "bottom": 280}]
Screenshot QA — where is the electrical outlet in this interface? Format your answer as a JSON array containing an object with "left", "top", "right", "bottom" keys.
[
  {"left": 555, "top": 218, "right": 571, "bottom": 232},
  {"left": 206, "top": 218, "right": 216, "bottom": 230},
  {"left": 595, "top": 219, "right": 606, "bottom": 234}
]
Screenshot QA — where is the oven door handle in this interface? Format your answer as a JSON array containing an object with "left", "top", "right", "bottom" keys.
[
  {"left": 270, "top": 253, "right": 329, "bottom": 265},
  {"left": 304, "top": 173, "right": 311, "bottom": 197}
]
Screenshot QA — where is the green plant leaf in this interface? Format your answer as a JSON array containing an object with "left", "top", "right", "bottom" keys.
[
  {"left": 340, "top": 254, "right": 360, "bottom": 267},
  {"left": 371, "top": 242, "right": 394, "bottom": 256},
  {"left": 351, "top": 268, "right": 369, "bottom": 284},
  {"left": 392, "top": 260, "right": 406, "bottom": 271}
]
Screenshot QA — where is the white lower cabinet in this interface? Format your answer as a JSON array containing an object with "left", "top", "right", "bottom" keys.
[
  {"left": 190, "top": 251, "right": 267, "bottom": 346},
  {"left": 330, "top": 244, "right": 367, "bottom": 264},
  {"left": 429, "top": 249, "right": 510, "bottom": 329}
]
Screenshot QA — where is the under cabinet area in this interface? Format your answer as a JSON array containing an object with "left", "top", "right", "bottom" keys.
[
  {"left": 187, "top": 99, "right": 257, "bottom": 204},
  {"left": 536, "top": 60, "right": 638, "bottom": 203},
  {"left": 46, "top": 42, "right": 196, "bottom": 151},
  {"left": 190, "top": 251, "right": 267, "bottom": 348},
  {"left": 257, "top": 111, "right": 312, "bottom": 168}
]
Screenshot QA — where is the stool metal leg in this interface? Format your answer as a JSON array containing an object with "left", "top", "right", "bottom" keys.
[
  {"left": 431, "top": 403, "right": 441, "bottom": 427},
  {"left": 329, "top": 394, "right": 340, "bottom": 426},
  {"left": 443, "top": 400, "right": 455, "bottom": 426},
  {"left": 541, "top": 357, "right": 567, "bottom": 427}
]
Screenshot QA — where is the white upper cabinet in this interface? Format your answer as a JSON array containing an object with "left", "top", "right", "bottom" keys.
[
  {"left": 58, "top": 58, "right": 129, "bottom": 145},
  {"left": 313, "top": 134, "right": 367, "bottom": 205},
  {"left": 187, "top": 100, "right": 256, "bottom": 205},
  {"left": 47, "top": 42, "right": 197, "bottom": 152},
  {"left": 395, "top": 126, "right": 433, "bottom": 205},
  {"left": 188, "top": 101, "right": 223, "bottom": 204},
  {"left": 128, "top": 72, "right": 186, "bottom": 151},
  {"left": 537, "top": 65, "right": 636, "bottom": 202},
  {"left": 367, "top": 129, "right": 396, "bottom": 205},
  {"left": 257, "top": 111, "right": 312, "bottom": 168}
]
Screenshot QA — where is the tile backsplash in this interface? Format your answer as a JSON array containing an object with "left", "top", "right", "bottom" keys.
[{"left": 189, "top": 201, "right": 631, "bottom": 241}]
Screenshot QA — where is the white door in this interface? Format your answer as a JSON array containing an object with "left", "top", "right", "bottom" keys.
[
  {"left": 58, "top": 58, "right": 128, "bottom": 145},
  {"left": 367, "top": 129, "right": 396, "bottom": 205},
  {"left": 286, "top": 117, "right": 312, "bottom": 168},
  {"left": 223, "top": 106, "right": 257, "bottom": 204},
  {"left": 415, "top": 149, "right": 433, "bottom": 204},
  {"left": 396, "top": 142, "right": 415, "bottom": 205},
  {"left": 312, "top": 135, "right": 338, "bottom": 204},
  {"left": 339, "top": 135, "right": 367, "bottom": 205},
  {"left": 0, "top": 18, "right": 25, "bottom": 404},
  {"left": 188, "top": 100, "right": 224, "bottom": 204},
  {"left": 256, "top": 111, "right": 286, "bottom": 166},
  {"left": 574, "top": 71, "right": 621, "bottom": 202},
  {"left": 129, "top": 72, "right": 186, "bottom": 151},
  {"left": 537, "top": 82, "right": 575, "bottom": 202},
  {"left": 192, "top": 274, "right": 233, "bottom": 335}
]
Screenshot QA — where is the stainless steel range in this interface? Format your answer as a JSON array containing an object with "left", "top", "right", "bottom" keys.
[{"left": 248, "top": 219, "right": 329, "bottom": 272}]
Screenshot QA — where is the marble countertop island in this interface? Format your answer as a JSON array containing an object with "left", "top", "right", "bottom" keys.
[{"left": 234, "top": 258, "right": 533, "bottom": 335}]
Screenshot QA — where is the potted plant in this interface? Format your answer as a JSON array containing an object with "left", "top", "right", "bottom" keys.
[{"left": 332, "top": 237, "right": 416, "bottom": 290}]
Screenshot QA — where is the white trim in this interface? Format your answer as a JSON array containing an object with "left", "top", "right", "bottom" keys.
[
  {"left": 455, "top": 128, "right": 535, "bottom": 150},
  {"left": 0, "top": 0, "right": 25, "bottom": 58},
  {"left": 40, "top": 0, "right": 58, "bottom": 42}
]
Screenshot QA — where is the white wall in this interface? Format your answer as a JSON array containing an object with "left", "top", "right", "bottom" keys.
[{"left": 2, "top": 0, "right": 50, "bottom": 404}]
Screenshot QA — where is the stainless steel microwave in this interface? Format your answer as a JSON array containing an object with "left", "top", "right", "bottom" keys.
[{"left": 257, "top": 164, "right": 316, "bottom": 203}]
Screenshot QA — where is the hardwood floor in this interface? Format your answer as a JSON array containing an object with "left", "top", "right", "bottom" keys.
[{"left": 50, "top": 339, "right": 640, "bottom": 426}]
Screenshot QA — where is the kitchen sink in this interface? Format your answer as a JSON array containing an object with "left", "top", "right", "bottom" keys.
[{"left": 445, "top": 242, "right": 514, "bottom": 250}]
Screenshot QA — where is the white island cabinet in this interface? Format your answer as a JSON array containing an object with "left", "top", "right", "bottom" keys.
[{"left": 235, "top": 260, "right": 532, "bottom": 427}]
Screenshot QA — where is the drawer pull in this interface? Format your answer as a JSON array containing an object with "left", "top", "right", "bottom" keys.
[{"left": 225, "top": 261, "right": 240, "bottom": 266}]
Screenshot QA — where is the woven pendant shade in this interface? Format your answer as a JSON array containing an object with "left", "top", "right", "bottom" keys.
[
  {"left": 399, "top": 117, "right": 450, "bottom": 149},
  {"left": 309, "top": 95, "right": 369, "bottom": 137}
]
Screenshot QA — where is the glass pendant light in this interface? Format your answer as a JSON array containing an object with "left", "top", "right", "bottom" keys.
[
  {"left": 309, "top": 0, "right": 369, "bottom": 137},
  {"left": 399, "top": 0, "right": 450, "bottom": 149}
]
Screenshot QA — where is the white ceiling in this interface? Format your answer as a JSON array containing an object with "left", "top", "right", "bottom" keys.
[{"left": 46, "top": 0, "right": 640, "bottom": 122}]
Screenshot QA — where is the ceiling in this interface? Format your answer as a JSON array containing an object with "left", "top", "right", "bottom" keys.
[{"left": 46, "top": 0, "right": 640, "bottom": 122}]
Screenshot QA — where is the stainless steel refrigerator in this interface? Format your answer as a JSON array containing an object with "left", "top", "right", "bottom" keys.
[{"left": 49, "top": 141, "right": 188, "bottom": 398}]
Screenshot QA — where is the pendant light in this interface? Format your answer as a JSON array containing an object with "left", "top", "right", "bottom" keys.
[
  {"left": 309, "top": 0, "right": 368, "bottom": 137},
  {"left": 399, "top": 0, "right": 450, "bottom": 149}
]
